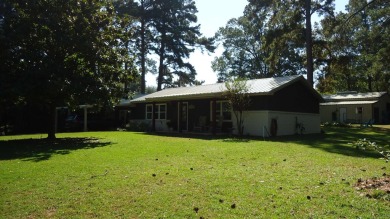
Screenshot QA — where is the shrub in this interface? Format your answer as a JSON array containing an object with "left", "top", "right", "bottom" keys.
[
  {"left": 125, "top": 121, "right": 151, "bottom": 132},
  {"left": 322, "top": 122, "right": 352, "bottom": 127}
]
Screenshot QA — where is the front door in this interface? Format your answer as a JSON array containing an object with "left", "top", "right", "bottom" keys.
[
  {"left": 339, "top": 108, "right": 347, "bottom": 123},
  {"left": 179, "top": 102, "right": 188, "bottom": 131}
]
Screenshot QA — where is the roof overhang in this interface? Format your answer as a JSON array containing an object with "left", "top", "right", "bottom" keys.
[{"left": 320, "top": 100, "right": 378, "bottom": 106}]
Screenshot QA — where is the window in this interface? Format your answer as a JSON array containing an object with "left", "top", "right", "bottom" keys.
[
  {"left": 356, "top": 107, "right": 363, "bottom": 114},
  {"left": 156, "top": 104, "right": 166, "bottom": 120},
  {"left": 146, "top": 104, "right": 153, "bottom": 120},
  {"left": 145, "top": 104, "right": 167, "bottom": 120},
  {"left": 211, "top": 101, "right": 232, "bottom": 121}
]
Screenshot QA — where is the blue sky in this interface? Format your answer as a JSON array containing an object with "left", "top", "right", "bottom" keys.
[{"left": 146, "top": 0, "right": 349, "bottom": 87}]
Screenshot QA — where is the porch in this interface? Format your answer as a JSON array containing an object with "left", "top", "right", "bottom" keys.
[{"left": 128, "top": 99, "right": 234, "bottom": 135}]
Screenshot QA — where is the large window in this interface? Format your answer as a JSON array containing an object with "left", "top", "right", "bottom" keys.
[
  {"left": 211, "top": 101, "right": 231, "bottom": 121},
  {"left": 145, "top": 104, "right": 167, "bottom": 120}
]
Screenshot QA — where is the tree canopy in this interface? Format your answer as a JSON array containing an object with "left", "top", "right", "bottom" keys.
[
  {"left": 316, "top": 0, "right": 390, "bottom": 93},
  {"left": 214, "top": 0, "right": 390, "bottom": 93},
  {"left": 214, "top": 0, "right": 334, "bottom": 84},
  {"left": 0, "top": 0, "right": 137, "bottom": 138}
]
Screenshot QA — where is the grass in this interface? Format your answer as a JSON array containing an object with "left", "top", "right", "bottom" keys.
[{"left": 1, "top": 126, "right": 389, "bottom": 218}]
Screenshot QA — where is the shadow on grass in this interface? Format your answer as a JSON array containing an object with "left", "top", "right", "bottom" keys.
[
  {"left": 0, "top": 138, "right": 112, "bottom": 162},
  {"left": 142, "top": 132, "right": 254, "bottom": 143},
  {"left": 270, "top": 126, "right": 390, "bottom": 159},
  {"left": 136, "top": 131, "right": 229, "bottom": 141},
  {"left": 138, "top": 126, "right": 390, "bottom": 159}
]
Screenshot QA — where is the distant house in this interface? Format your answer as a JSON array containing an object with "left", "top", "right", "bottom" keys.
[
  {"left": 119, "top": 75, "right": 323, "bottom": 137},
  {"left": 320, "top": 92, "right": 390, "bottom": 124}
]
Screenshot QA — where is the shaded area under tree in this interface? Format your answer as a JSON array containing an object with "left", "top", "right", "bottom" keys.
[{"left": 0, "top": 138, "right": 112, "bottom": 162}]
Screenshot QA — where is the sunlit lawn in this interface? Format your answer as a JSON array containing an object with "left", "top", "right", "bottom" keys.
[{"left": 1, "top": 126, "right": 389, "bottom": 218}]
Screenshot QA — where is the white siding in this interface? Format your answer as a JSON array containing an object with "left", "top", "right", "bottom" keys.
[
  {"left": 233, "top": 111, "right": 269, "bottom": 137},
  {"left": 234, "top": 111, "right": 321, "bottom": 137},
  {"left": 320, "top": 104, "right": 372, "bottom": 124}
]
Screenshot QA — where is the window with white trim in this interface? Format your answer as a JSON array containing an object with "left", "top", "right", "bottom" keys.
[
  {"left": 146, "top": 104, "right": 153, "bottom": 120},
  {"left": 156, "top": 104, "right": 166, "bottom": 120},
  {"left": 146, "top": 104, "right": 167, "bottom": 120},
  {"left": 210, "top": 101, "right": 232, "bottom": 121}
]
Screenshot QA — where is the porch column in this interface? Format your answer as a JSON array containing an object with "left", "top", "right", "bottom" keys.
[
  {"left": 152, "top": 102, "right": 156, "bottom": 132},
  {"left": 178, "top": 101, "right": 182, "bottom": 133},
  {"left": 212, "top": 98, "right": 217, "bottom": 135}
]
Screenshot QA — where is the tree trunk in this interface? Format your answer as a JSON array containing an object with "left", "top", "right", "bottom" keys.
[
  {"left": 233, "top": 110, "right": 244, "bottom": 136},
  {"left": 157, "top": 31, "right": 166, "bottom": 91},
  {"left": 47, "top": 104, "right": 56, "bottom": 139},
  {"left": 140, "top": 1, "right": 146, "bottom": 94},
  {"left": 305, "top": 0, "right": 314, "bottom": 87},
  {"left": 368, "top": 74, "right": 373, "bottom": 92}
]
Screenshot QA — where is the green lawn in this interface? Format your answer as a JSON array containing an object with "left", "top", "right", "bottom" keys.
[{"left": 1, "top": 127, "right": 389, "bottom": 218}]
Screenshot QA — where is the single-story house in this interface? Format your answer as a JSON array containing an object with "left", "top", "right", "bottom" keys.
[
  {"left": 118, "top": 75, "right": 323, "bottom": 137},
  {"left": 320, "top": 92, "right": 390, "bottom": 124}
]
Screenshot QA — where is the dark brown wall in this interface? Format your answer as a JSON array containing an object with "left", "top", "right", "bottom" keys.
[
  {"left": 129, "top": 103, "right": 146, "bottom": 120},
  {"left": 249, "top": 81, "right": 320, "bottom": 113}
]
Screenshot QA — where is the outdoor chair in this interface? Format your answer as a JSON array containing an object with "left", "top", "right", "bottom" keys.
[{"left": 361, "top": 119, "right": 374, "bottom": 127}]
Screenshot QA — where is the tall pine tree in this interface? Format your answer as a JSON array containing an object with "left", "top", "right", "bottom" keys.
[{"left": 150, "top": 0, "right": 214, "bottom": 90}]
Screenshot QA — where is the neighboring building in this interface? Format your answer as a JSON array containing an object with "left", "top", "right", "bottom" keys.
[
  {"left": 320, "top": 92, "right": 390, "bottom": 124},
  {"left": 119, "top": 75, "right": 323, "bottom": 137}
]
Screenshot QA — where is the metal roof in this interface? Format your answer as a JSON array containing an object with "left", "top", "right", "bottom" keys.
[
  {"left": 320, "top": 100, "right": 378, "bottom": 106},
  {"left": 322, "top": 92, "right": 387, "bottom": 101},
  {"left": 129, "top": 75, "right": 319, "bottom": 103}
]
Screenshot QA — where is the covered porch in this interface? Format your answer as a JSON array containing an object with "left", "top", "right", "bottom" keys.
[{"left": 143, "top": 99, "right": 234, "bottom": 135}]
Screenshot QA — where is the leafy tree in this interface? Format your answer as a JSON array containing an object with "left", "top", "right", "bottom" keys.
[
  {"left": 347, "top": 0, "right": 390, "bottom": 92},
  {"left": 212, "top": 16, "right": 271, "bottom": 82},
  {"left": 314, "top": 12, "right": 359, "bottom": 93},
  {"left": 113, "top": 0, "right": 142, "bottom": 96},
  {"left": 316, "top": 0, "right": 390, "bottom": 93},
  {"left": 223, "top": 79, "right": 251, "bottom": 136},
  {"left": 1, "top": 0, "right": 137, "bottom": 138},
  {"left": 245, "top": 0, "right": 334, "bottom": 87}
]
